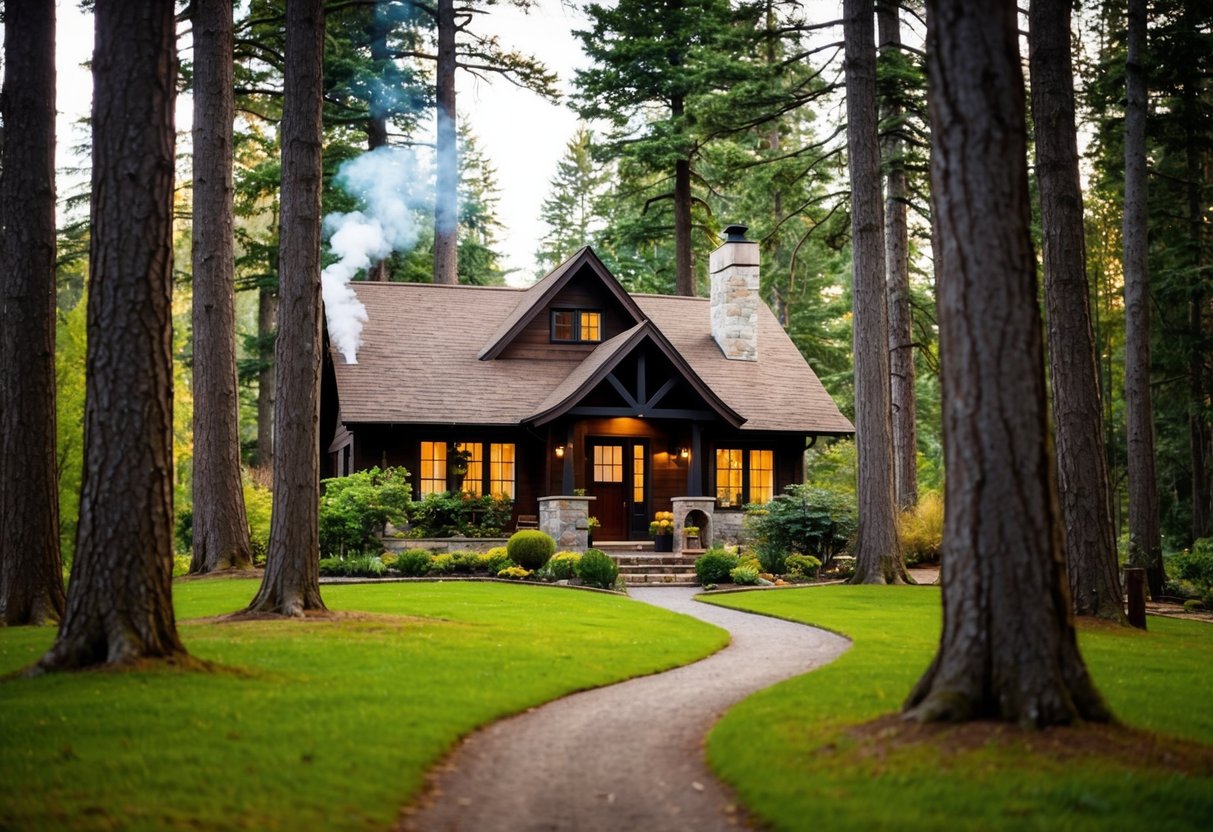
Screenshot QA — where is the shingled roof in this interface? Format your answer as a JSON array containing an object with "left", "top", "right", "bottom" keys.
[{"left": 328, "top": 269, "right": 853, "bottom": 435}]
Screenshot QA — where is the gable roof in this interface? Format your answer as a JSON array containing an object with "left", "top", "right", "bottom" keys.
[
  {"left": 327, "top": 259, "right": 853, "bottom": 435},
  {"left": 477, "top": 247, "right": 647, "bottom": 360}
]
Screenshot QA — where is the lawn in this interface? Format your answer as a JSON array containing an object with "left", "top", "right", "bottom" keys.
[
  {"left": 702, "top": 586, "right": 1213, "bottom": 832},
  {"left": 0, "top": 579, "right": 727, "bottom": 831}
]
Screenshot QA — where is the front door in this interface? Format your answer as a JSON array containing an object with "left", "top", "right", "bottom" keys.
[{"left": 587, "top": 439, "right": 649, "bottom": 540}]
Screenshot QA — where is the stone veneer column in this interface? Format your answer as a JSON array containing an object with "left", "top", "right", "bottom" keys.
[
  {"left": 538, "top": 496, "right": 595, "bottom": 551},
  {"left": 671, "top": 496, "right": 717, "bottom": 555},
  {"left": 709, "top": 224, "right": 760, "bottom": 362}
]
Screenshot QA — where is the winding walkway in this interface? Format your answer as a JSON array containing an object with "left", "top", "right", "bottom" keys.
[{"left": 400, "top": 587, "right": 851, "bottom": 831}]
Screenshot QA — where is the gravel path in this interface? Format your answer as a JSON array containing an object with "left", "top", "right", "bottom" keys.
[{"left": 399, "top": 587, "right": 851, "bottom": 832}]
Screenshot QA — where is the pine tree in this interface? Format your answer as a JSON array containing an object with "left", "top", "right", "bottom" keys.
[{"left": 536, "top": 127, "right": 607, "bottom": 272}]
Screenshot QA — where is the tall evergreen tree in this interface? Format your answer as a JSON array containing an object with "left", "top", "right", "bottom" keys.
[
  {"left": 845, "top": 0, "right": 907, "bottom": 585},
  {"left": 37, "top": 0, "right": 187, "bottom": 669},
  {"left": 905, "top": 0, "right": 1109, "bottom": 726},
  {"left": 1030, "top": 0, "right": 1125, "bottom": 622},
  {"left": 0, "top": 0, "right": 66, "bottom": 626},
  {"left": 536, "top": 127, "right": 607, "bottom": 272},
  {"left": 190, "top": 0, "right": 253, "bottom": 574}
]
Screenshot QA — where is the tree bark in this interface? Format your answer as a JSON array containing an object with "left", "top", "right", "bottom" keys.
[
  {"left": 674, "top": 156, "right": 695, "bottom": 296},
  {"left": 246, "top": 0, "right": 328, "bottom": 616},
  {"left": 845, "top": 0, "right": 906, "bottom": 585},
  {"left": 432, "top": 0, "right": 458, "bottom": 285},
  {"left": 1029, "top": 0, "right": 1126, "bottom": 622},
  {"left": 0, "top": 0, "right": 66, "bottom": 627},
  {"left": 1122, "top": 0, "right": 1163, "bottom": 597},
  {"left": 878, "top": 0, "right": 917, "bottom": 512},
  {"left": 255, "top": 277, "right": 277, "bottom": 472},
  {"left": 905, "top": 0, "right": 1110, "bottom": 726},
  {"left": 190, "top": 0, "right": 253, "bottom": 574},
  {"left": 36, "top": 0, "right": 187, "bottom": 669}
]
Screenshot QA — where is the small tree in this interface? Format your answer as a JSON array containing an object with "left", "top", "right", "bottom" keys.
[{"left": 318, "top": 467, "right": 412, "bottom": 556}]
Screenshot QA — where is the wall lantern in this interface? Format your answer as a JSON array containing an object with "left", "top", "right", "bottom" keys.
[
  {"left": 554, "top": 445, "right": 565, "bottom": 459},
  {"left": 679, "top": 447, "right": 690, "bottom": 460}
]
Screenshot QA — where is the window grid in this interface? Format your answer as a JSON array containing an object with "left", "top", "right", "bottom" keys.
[
  {"left": 455, "top": 442, "right": 484, "bottom": 495},
  {"left": 580, "top": 311, "right": 601, "bottom": 342},
  {"left": 716, "top": 449, "right": 744, "bottom": 506},
  {"left": 551, "top": 309, "right": 603, "bottom": 343},
  {"left": 594, "top": 445, "right": 623, "bottom": 483},
  {"left": 749, "top": 449, "right": 774, "bottom": 504},
  {"left": 632, "top": 444, "right": 645, "bottom": 503},
  {"left": 420, "top": 441, "right": 447, "bottom": 496},
  {"left": 490, "top": 443, "right": 516, "bottom": 498}
]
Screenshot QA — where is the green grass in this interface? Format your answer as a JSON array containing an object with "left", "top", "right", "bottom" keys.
[
  {"left": 701, "top": 586, "right": 1213, "bottom": 831},
  {"left": 0, "top": 580, "right": 727, "bottom": 831}
]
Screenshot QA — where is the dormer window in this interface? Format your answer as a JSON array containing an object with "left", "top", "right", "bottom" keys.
[{"left": 551, "top": 309, "right": 602, "bottom": 343}]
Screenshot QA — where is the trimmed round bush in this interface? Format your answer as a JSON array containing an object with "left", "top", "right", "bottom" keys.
[
  {"left": 576, "top": 548, "right": 619, "bottom": 590},
  {"left": 507, "top": 530, "right": 556, "bottom": 571},
  {"left": 695, "top": 548, "right": 740, "bottom": 585},
  {"left": 785, "top": 554, "right": 822, "bottom": 579},
  {"left": 729, "top": 564, "right": 761, "bottom": 585}
]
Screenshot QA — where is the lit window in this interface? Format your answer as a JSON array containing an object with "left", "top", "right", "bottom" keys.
[
  {"left": 490, "top": 443, "right": 515, "bottom": 498},
  {"left": 749, "top": 450, "right": 774, "bottom": 504},
  {"left": 594, "top": 445, "right": 623, "bottom": 483},
  {"left": 716, "top": 449, "right": 744, "bottom": 506},
  {"left": 633, "top": 445, "right": 645, "bottom": 503},
  {"left": 551, "top": 309, "right": 603, "bottom": 343},
  {"left": 455, "top": 442, "right": 484, "bottom": 495},
  {"left": 420, "top": 441, "right": 447, "bottom": 496}
]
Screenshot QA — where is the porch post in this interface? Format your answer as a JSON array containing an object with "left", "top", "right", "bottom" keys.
[
  {"left": 687, "top": 422, "right": 703, "bottom": 497},
  {"left": 562, "top": 423, "right": 575, "bottom": 494}
]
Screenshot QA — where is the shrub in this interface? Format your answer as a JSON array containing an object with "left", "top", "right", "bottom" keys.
[
  {"left": 318, "top": 467, "right": 412, "bottom": 556},
  {"left": 548, "top": 551, "right": 582, "bottom": 580},
  {"left": 1173, "top": 539, "right": 1213, "bottom": 595},
  {"left": 449, "top": 551, "right": 481, "bottom": 574},
  {"left": 380, "top": 552, "right": 398, "bottom": 568},
  {"left": 745, "top": 484, "right": 856, "bottom": 571},
  {"left": 576, "top": 549, "right": 619, "bottom": 589},
  {"left": 172, "top": 554, "right": 191, "bottom": 578},
  {"left": 695, "top": 548, "right": 741, "bottom": 585},
  {"left": 899, "top": 491, "right": 944, "bottom": 565},
  {"left": 786, "top": 554, "right": 822, "bottom": 579},
  {"left": 394, "top": 548, "right": 433, "bottom": 577},
  {"left": 319, "top": 555, "right": 387, "bottom": 578},
  {"left": 826, "top": 555, "right": 856, "bottom": 579},
  {"left": 496, "top": 565, "right": 532, "bottom": 580},
  {"left": 507, "top": 530, "right": 556, "bottom": 570},
  {"left": 730, "top": 564, "right": 761, "bottom": 585},
  {"left": 243, "top": 477, "right": 273, "bottom": 563},
  {"left": 429, "top": 553, "right": 455, "bottom": 575},
  {"left": 479, "top": 548, "right": 513, "bottom": 575},
  {"left": 408, "top": 491, "right": 514, "bottom": 538},
  {"left": 1183, "top": 599, "right": 1206, "bottom": 613}
]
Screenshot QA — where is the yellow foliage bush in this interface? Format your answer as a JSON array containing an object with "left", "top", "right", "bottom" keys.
[{"left": 899, "top": 491, "right": 944, "bottom": 565}]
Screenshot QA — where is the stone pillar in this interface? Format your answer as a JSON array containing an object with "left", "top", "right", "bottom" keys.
[
  {"left": 709, "top": 224, "right": 760, "bottom": 362},
  {"left": 672, "top": 496, "right": 717, "bottom": 555},
  {"left": 538, "top": 496, "right": 595, "bottom": 551}
]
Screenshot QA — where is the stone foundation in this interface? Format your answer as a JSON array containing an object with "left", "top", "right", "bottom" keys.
[{"left": 538, "top": 496, "right": 595, "bottom": 551}]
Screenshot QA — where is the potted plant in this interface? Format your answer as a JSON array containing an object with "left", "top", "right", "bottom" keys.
[
  {"left": 586, "top": 516, "right": 600, "bottom": 546},
  {"left": 448, "top": 446, "right": 472, "bottom": 491},
  {"left": 649, "top": 511, "right": 674, "bottom": 552},
  {"left": 684, "top": 525, "right": 701, "bottom": 549}
]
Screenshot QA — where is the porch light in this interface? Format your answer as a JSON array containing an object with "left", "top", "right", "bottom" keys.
[
  {"left": 679, "top": 447, "right": 690, "bottom": 460},
  {"left": 555, "top": 445, "right": 565, "bottom": 459}
]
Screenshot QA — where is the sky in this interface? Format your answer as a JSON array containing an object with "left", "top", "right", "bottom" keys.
[{"left": 50, "top": 0, "right": 593, "bottom": 284}]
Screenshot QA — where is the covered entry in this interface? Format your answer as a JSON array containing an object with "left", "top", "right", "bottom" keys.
[{"left": 586, "top": 438, "right": 649, "bottom": 540}]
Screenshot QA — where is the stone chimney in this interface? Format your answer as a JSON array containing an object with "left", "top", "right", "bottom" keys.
[{"left": 709, "top": 224, "right": 759, "bottom": 361}]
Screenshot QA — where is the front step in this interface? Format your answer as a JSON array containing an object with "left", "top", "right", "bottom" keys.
[{"left": 601, "top": 549, "right": 700, "bottom": 586}]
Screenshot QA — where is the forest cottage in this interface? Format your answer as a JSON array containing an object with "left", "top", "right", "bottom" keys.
[{"left": 320, "top": 226, "right": 853, "bottom": 548}]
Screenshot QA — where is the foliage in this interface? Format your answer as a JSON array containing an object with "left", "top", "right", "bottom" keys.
[
  {"left": 649, "top": 511, "right": 674, "bottom": 538},
  {"left": 54, "top": 292, "right": 88, "bottom": 565},
  {"left": 506, "top": 530, "right": 556, "bottom": 571},
  {"left": 535, "top": 127, "right": 609, "bottom": 273},
  {"left": 898, "top": 491, "right": 944, "bottom": 566},
  {"left": 1172, "top": 539, "right": 1213, "bottom": 605},
  {"left": 576, "top": 548, "right": 619, "bottom": 590},
  {"left": 243, "top": 476, "right": 273, "bottom": 562},
  {"left": 496, "top": 565, "right": 532, "bottom": 580},
  {"left": 172, "top": 554, "right": 192, "bottom": 578},
  {"left": 319, "top": 555, "right": 388, "bottom": 578},
  {"left": 785, "top": 554, "right": 822, "bottom": 580},
  {"left": 695, "top": 548, "right": 741, "bottom": 585},
  {"left": 703, "top": 587, "right": 1213, "bottom": 830},
  {"left": 824, "top": 556, "right": 856, "bottom": 580},
  {"left": 318, "top": 467, "right": 412, "bottom": 556},
  {"left": 547, "top": 551, "right": 582, "bottom": 580},
  {"left": 479, "top": 548, "right": 513, "bottom": 575},
  {"left": 746, "top": 485, "right": 857, "bottom": 571},
  {"left": 394, "top": 549, "right": 433, "bottom": 577},
  {"left": 729, "top": 564, "right": 761, "bottom": 586},
  {"left": 449, "top": 551, "right": 481, "bottom": 574},
  {"left": 429, "top": 553, "right": 455, "bottom": 575},
  {"left": 408, "top": 491, "right": 513, "bottom": 538},
  {"left": 0, "top": 580, "right": 727, "bottom": 830}
]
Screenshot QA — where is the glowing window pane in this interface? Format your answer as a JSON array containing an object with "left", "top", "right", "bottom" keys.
[
  {"left": 716, "top": 448, "right": 744, "bottom": 506},
  {"left": 749, "top": 450, "right": 774, "bottom": 504},
  {"left": 489, "top": 443, "right": 515, "bottom": 498},
  {"left": 594, "top": 445, "right": 623, "bottom": 483},
  {"left": 420, "top": 441, "right": 447, "bottom": 496},
  {"left": 455, "top": 442, "right": 484, "bottom": 495},
  {"left": 632, "top": 445, "right": 645, "bottom": 502},
  {"left": 580, "top": 311, "right": 602, "bottom": 342}
]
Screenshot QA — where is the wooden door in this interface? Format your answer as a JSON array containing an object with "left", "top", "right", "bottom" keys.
[{"left": 587, "top": 440, "right": 649, "bottom": 540}]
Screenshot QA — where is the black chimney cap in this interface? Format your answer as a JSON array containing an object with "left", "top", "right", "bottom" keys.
[{"left": 723, "top": 224, "right": 749, "bottom": 243}]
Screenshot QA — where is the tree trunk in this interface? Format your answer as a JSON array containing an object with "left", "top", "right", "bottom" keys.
[
  {"left": 366, "top": 9, "right": 390, "bottom": 282},
  {"left": 246, "top": 0, "right": 328, "bottom": 617},
  {"left": 36, "top": 0, "right": 187, "bottom": 669},
  {"left": 0, "top": 0, "right": 66, "bottom": 627},
  {"left": 1122, "top": 0, "right": 1163, "bottom": 597},
  {"left": 878, "top": 0, "right": 917, "bottom": 512},
  {"left": 845, "top": 0, "right": 906, "bottom": 585},
  {"left": 904, "top": 0, "right": 1109, "bottom": 725},
  {"left": 1029, "top": 0, "right": 1126, "bottom": 623},
  {"left": 674, "top": 156, "right": 695, "bottom": 296},
  {"left": 255, "top": 278, "right": 277, "bottom": 472},
  {"left": 432, "top": 0, "right": 458, "bottom": 285},
  {"left": 190, "top": 0, "right": 252, "bottom": 574},
  {"left": 1183, "top": 48, "right": 1210, "bottom": 541}
]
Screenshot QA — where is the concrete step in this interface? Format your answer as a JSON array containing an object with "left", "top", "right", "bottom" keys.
[
  {"left": 610, "top": 554, "right": 698, "bottom": 567},
  {"left": 617, "top": 565, "right": 698, "bottom": 576},
  {"left": 622, "top": 572, "right": 699, "bottom": 586}
]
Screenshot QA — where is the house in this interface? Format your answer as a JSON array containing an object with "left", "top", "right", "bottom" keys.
[{"left": 319, "top": 225, "right": 853, "bottom": 551}]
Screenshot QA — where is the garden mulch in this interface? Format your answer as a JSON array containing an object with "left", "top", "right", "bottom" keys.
[{"left": 397, "top": 587, "right": 851, "bottom": 832}]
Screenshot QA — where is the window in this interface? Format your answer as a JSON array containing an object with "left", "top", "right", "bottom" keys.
[
  {"left": 715, "top": 448, "right": 774, "bottom": 507},
  {"left": 455, "top": 442, "right": 484, "bottom": 495},
  {"left": 632, "top": 444, "right": 645, "bottom": 503},
  {"left": 420, "top": 441, "right": 447, "bottom": 496},
  {"left": 593, "top": 445, "right": 623, "bottom": 482},
  {"left": 489, "top": 443, "right": 516, "bottom": 498},
  {"left": 749, "top": 450, "right": 774, "bottom": 504},
  {"left": 551, "top": 309, "right": 603, "bottom": 343}
]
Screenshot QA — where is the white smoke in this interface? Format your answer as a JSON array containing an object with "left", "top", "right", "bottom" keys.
[{"left": 322, "top": 146, "right": 427, "bottom": 363}]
